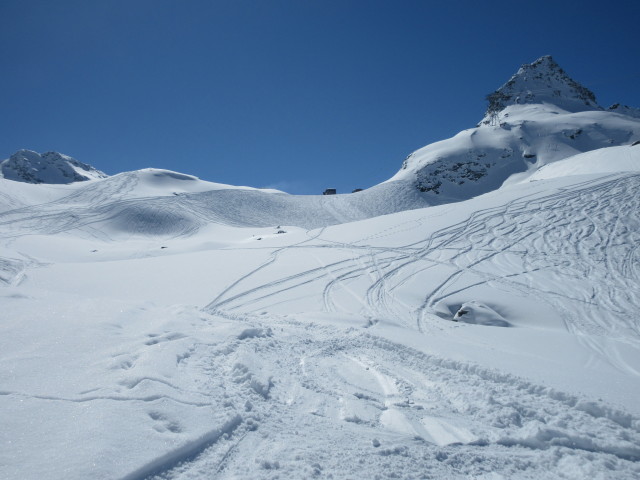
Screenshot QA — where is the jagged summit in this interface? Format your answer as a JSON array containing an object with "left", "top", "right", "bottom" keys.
[
  {"left": 482, "top": 56, "right": 600, "bottom": 123},
  {"left": 0, "top": 150, "right": 107, "bottom": 184}
]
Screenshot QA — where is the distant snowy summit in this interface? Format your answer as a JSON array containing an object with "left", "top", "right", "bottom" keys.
[
  {"left": 0, "top": 150, "right": 107, "bottom": 184},
  {"left": 481, "top": 55, "right": 600, "bottom": 123},
  {"left": 389, "top": 55, "right": 640, "bottom": 202},
  {"left": 481, "top": 55, "right": 640, "bottom": 123}
]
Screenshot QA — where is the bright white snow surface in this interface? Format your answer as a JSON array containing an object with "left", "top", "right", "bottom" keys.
[
  {"left": 2, "top": 146, "right": 640, "bottom": 480},
  {"left": 526, "top": 144, "right": 640, "bottom": 181}
]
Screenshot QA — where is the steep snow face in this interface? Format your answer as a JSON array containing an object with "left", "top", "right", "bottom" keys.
[
  {"left": 388, "top": 56, "right": 640, "bottom": 202},
  {"left": 482, "top": 55, "right": 600, "bottom": 121},
  {"left": 0, "top": 150, "right": 107, "bottom": 184}
]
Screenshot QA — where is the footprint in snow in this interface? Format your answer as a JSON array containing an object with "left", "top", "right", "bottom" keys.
[{"left": 148, "top": 411, "right": 183, "bottom": 434}]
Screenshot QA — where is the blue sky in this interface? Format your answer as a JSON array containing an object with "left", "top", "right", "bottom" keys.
[{"left": 2, "top": 0, "right": 639, "bottom": 194}]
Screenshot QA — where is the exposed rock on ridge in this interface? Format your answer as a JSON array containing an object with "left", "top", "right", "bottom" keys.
[
  {"left": 482, "top": 55, "right": 600, "bottom": 124},
  {"left": 0, "top": 150, "right": 108, "bottom": 184}
]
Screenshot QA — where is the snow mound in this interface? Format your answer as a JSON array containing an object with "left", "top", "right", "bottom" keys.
[
  {"left": 453, "top": 301, "right": 511, "bottom": 327},
  {"left": 0, "top": 150, "right": 107, "bottom": 184},
  {"left": 126, "top": 168, "right": 284, "bottom": 198},
  {"left": 527, "top": 144, "right": 640, "bottom": 181}
]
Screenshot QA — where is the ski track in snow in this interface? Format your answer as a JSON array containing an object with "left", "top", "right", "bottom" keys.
[
  {"left": 128, "top": 173, "right": 640, "bottom": 479},
  {"left": 4, "top": 65, "right": 640, "bottom": 479},
  {"left": 206, "top": 175, "right": 640, "bottom": 373},
  {"left": 103, "top": 312, "right": 640, "bottom": 480},
  {"left": 2, "top": 173, "right": 640, "bottom": 479}
]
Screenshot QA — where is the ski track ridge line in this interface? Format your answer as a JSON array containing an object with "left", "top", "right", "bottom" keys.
[{"left": 120, "top": 415, "right": 242, "bottom": 480}]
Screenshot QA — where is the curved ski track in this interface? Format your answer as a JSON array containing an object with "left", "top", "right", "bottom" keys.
[
  {"left": 3, "top": 172, "right": 640, "bottom": 479},
  {"left": 206, "top": 174, "right": 640, "bottom": 373}
]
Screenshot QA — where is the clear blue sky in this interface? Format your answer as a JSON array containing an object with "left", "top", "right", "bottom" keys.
[{"left": 2, "top": 0, "right": 639, "bottom": 194}]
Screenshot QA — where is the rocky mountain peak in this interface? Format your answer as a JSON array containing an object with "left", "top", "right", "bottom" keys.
[
  {"left": 0, "top": 150, "right": 108, "bottom": 184},
  {"left": 482, "top": 55, "right": 600, "bottom": 121}
]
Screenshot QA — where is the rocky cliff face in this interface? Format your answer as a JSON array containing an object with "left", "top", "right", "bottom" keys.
[{"left": 0, "top": 150, "right": 107, "bottom": 184}]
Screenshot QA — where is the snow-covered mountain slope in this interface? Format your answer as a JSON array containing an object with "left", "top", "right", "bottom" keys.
[
  {"left": 2, "top": 56, "right": 640, "bottom": 479},
  {"left": 2, "top": 168, "right": 640, "bottom": 479},
  {"left": 388, "top": 56, "right": 640, "bottom": 202},
  {"left": 0, "top": 149, "right": 107, "bottom": 184}
]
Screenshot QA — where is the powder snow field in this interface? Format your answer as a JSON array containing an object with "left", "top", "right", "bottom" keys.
[
  {"left": 3, "top": 55, "right": 640, "bottom": 479},
  {"left": 2, "top": 146, "right": 640, "bottom": 479}
]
